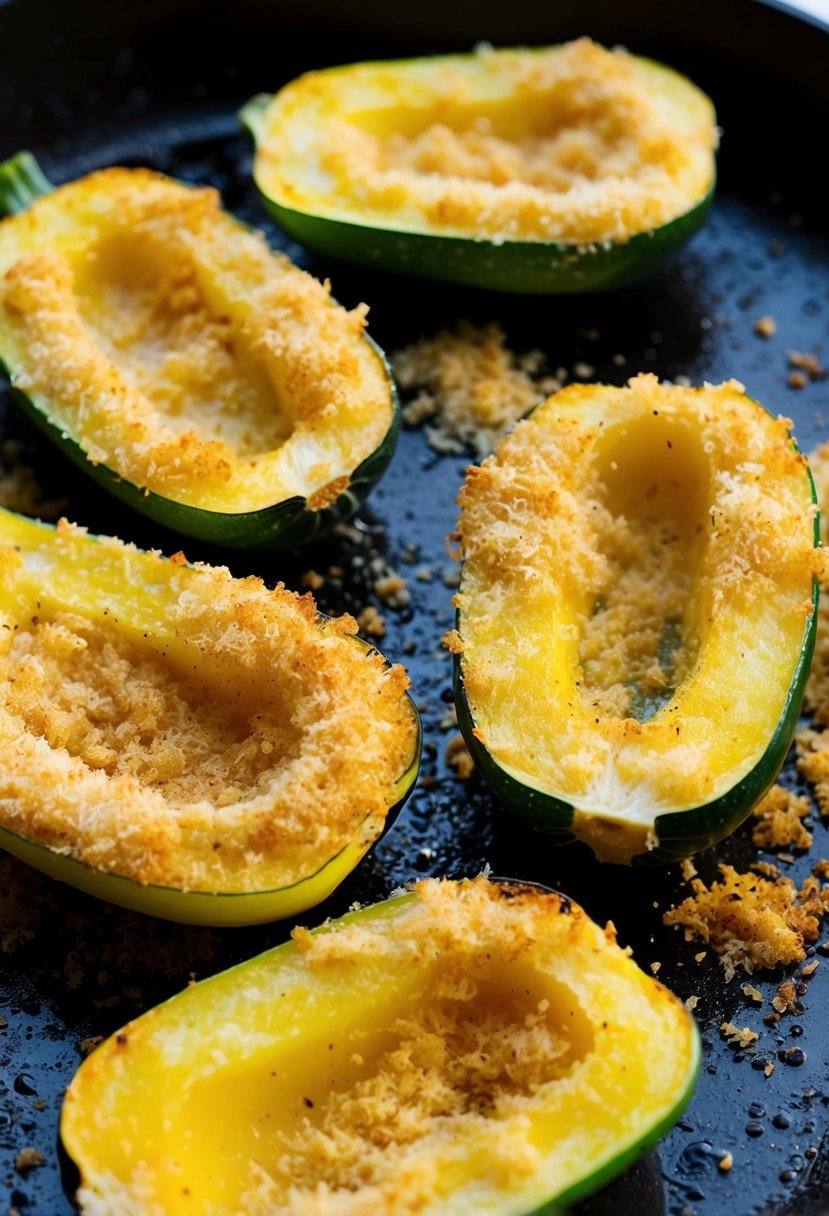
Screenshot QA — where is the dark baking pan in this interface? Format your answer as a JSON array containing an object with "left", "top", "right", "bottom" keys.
[{"left": 2, "top": 0, "right": 829, "bottom": 1212}]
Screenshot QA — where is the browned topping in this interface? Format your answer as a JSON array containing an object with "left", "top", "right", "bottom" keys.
[
  {"left": 441, "top": 628, "right": 464, "bottom": 655},
  {"left": 751, "top": 784, "right": 813, "bottom": 851},
  {"left": 664, "top": 864, "right": 829, "bottom": 979},
  {"left": 772, "top": 980, "right": 798, "bottom": 1015},
  {"left": 754, "top": 315, "right": 777, "bottom": 339}
]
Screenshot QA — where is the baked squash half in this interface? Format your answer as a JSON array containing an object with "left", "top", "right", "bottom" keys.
[
  {"left": 61, "top": 876, "right": 699, "bottom": 1215},
  {"left": 242, "top": 39, "right": 717, "bottom": 294},
  {"left": 0, "top": 509, "right": 420, "bottom": 924},
  {"left": 0, "top": 152, "right": 399, "bottom": 548},
  {"left": 454, "top": 375, "right": 818, "bottom": 863}
]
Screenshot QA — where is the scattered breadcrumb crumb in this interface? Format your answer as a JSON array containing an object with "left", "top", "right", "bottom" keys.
[
  {"left": 742, "top": 983, "right": 764, "bottom": 1003},
  {"left": 720, "top": 1023, "right": 758, "bottom": 1048},
  {"left": 79, "top": 1035, "right": 103, "bottom": 1055},
  {"left": 754, "top": 315, "right": 777, "bottom": 338},
  {"left": 694, "top": 951, "right": 707, "bottom": 963},
  {"left": 685, "top": 995, "right": 699, "bottom": 1011},
  {"left": 649, "top": 961, "right": 662, "bottom": 974},
  {"left": 373, "top": 571, "right": 410, "bottom": 608},
  {"left": 789, "top": 351, "right": 824, "bottom": 380},
  {"left": 301, "top": 569, "right": 325, "bottom": 591},
  {"left": 14, "top": 1147, "right": 45, "bottom": 1174},
  {"left": 445, "top": 735, "right": 474, "bottom": 780},
  {"left": 789, "top": 371, "right": 808, "bottom": 389},
  {"left": 664, "top": 864, "right": 829, "bottom": 979},
  {"left": 802, "top": 959, "right": 820, "bottom": 977},
  {"left": 414, "top": 565, "right": 433, "bottom": 582},
  {"left": 719, "top": 1151, "right": 734, "bottom": 1172},
  {"left": 392, "top": 322, "right": 561, "bottom": 457},
  {"left": 751, "top": 784, "right": 813, "bottom": 851},
  {"left": 772, "top": 979, "right": 798, "bottom": 1015},
  {"left": 357, "top": 605, "right": 386, "bottom": 638},
  {"left": 438, "top": 704, "right": 458, "bottom": 732},
  {"left": 765, "top": 1061, "right": 775, "bottom": 1077},
  {"left": 441, "top": 629, "right": 464, "bottom": 655}
]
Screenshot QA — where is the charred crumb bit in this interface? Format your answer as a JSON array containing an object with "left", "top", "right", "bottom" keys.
[
  {"left": 303, "top": 1096, "right": 314, "bottom": 1108},
  {"left": 301, "top": 570, "right": 325, "bottom": 592},
  {"left": 14, "top": 1147, "right": 45, "bottom": 1174},
  {"left": 79, "top": 1035, "right": 103, "bottom": 1055},
  {"left": 719, "top": 1150, "right": 734, "bottom": 1172},
  {"left": 356, "top": 605, "right": 386, "bottom": 638},
  {"left": 789, "top": 371, "right": 808, "bottom": 390},
  {"left": 419, "top": 774, "right": 438, "bottom": 789},
  {"left": 445, "top": 734, "right": 474, "bottom": 780},
  {"left": 721, "top": 1022, "right": 759, "bottom": 1049},
  {"left": 649, "top": 961, "right": 662, "bottom": 974},
  {"left": 116, "top": 1032, "right": 128, "bottom": 1045},
  {"left": 754, "top": 315, "right": 777, "bottom": 338}
]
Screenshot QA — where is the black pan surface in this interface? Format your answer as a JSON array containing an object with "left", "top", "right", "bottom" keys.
[{"left": 2, "top": 2, "right": 829, "bottom": 1213}]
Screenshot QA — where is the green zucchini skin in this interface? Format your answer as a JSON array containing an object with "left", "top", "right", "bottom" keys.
[
  {"left": 1, "top": 348, "right": 400, "bottom": 551},
  {"left": 241, "top": 88, "right": 715, "bottom": 296},
  {"left": 454, "top": 582, "right": 817, "bottom": 863},
  {"left": 0, "top": 153, "right": 400, "bottom": 550},
  {"left": 252, "top": 181, "right": 713, "bottom": 297}
]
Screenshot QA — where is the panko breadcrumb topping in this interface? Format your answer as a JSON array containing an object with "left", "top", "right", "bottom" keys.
[
  {"left": 0, "top": 169, "right": 391, "bottom": 513},
  {"left": 261, "top": 39, "right": 716, "bottom": 247},
  {"left": 664, "top": 864, "right": 829, "bottom": 980},
  {"left": 0, "top": 520, "right": 415, "bottom": 893}
]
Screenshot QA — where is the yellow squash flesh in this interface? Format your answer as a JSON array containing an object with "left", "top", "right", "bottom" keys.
[
  {"left": 61, "top": 877, "right": 699, "bottom": 1215},
  {"left": 455, "top": 374, "right": 817, "bottom": 862},
  {"left": 0, "top": 510, "right": 420, "bottom": 924}
]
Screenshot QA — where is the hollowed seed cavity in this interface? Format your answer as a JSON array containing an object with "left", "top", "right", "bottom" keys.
[
  {"left": 0, "top": 612, "right": 300, "bottom": 804},
  {"left": 578, "top": 418, "right": 709, "bottom": 721}
]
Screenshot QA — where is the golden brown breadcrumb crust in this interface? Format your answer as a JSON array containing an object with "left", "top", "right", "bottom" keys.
[{"left": 0, "top": 520, "right": 415, "bottom": 893}]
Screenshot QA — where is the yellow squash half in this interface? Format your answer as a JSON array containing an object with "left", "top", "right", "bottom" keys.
[
  {"left": 454, "top": 375, "right": 818, "bottom": 863},
  {"left": 0, "top": 154, "right": 399, "bottom": 548},
  {"left": 0, "top": 509, "right": 420, "bottom": 923},
  {"left": 61, "top": 876, "right": 699, "bottom": 1214}
]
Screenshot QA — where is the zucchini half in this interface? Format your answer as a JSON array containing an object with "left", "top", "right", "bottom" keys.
[
  {"left": 454, "top": 375, "right": 818, "bottom": 864},
  {"left": 0, "top": 152, "right": 399, "bottom": 549},
  {"left": 61, "top": 876, "right": 699, "bottom": 1215},
  {"left": 0, "top": 508, "right": 420, "bottom": 924},
  {"left": 242, "top": 39, "right": 717, "bottom": 294}
]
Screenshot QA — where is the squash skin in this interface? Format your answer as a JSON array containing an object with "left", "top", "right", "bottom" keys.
[
  {"left": 0, "top": 509, "right": 421, "bottom": 925},
  {"left": 60, "top": 877, "right": 700, "bottom": 1215},
  {"left": 241, "top": 49, "right": 716, "bottom": 296},
  {"left": 0, "top": 152, "right": 400, "bottom": 550},
  {"left": 453, "top": 381, "right": 818, "bottom": 864}
]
